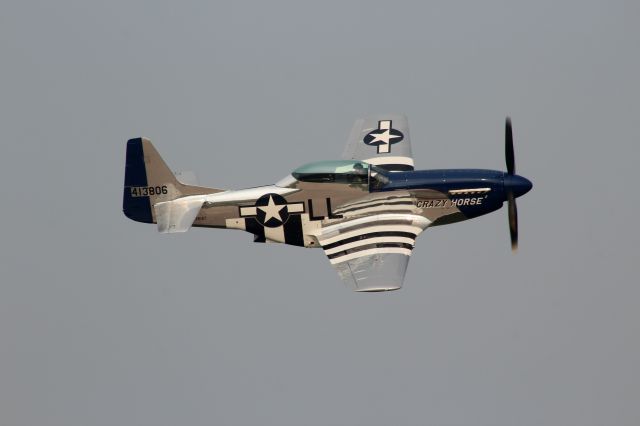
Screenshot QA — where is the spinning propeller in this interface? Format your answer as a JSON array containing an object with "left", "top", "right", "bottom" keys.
[
  {"left": 505, "top": 118, "right": 518, "bottom": 251},
  {"left": 503, "top": 117, "right": 532, "bottom": 252}
]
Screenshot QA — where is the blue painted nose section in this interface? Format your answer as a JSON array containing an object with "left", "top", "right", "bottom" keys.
[{"left": 504, "top": 174, "right": 532, "bottom": 198}]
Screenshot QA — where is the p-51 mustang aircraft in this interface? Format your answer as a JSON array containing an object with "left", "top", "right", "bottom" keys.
[{"left": 123, "top": 115, "right": 532, "bottom": 292}]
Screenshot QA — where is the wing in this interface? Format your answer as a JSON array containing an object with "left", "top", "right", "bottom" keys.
[
  {"left": 342, "top": 114, "right": 414, "bottom": 171},
  {"left": 314, "top": 208, "right": 430, "bottom": 292}
]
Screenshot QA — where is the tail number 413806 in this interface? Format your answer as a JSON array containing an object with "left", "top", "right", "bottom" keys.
[{"left": 130, "top": 186, "right": 168, "bottom": 197}]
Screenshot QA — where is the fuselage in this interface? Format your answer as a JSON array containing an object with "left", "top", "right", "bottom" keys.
[{"left": 187, "top": 163, "right": 532, "bottom": 246}]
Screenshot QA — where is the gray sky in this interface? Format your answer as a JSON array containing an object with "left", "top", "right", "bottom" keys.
[{"left": 1, "top": 1, "right": 639, "bottom": 425}]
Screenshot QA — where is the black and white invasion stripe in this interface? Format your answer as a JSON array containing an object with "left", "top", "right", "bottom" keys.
[
  {"left": 332, "top": 195, "right": 416, "bottom": 217},
  {"left": 317, "top": 214, "right": 429, "bottom": 264}
]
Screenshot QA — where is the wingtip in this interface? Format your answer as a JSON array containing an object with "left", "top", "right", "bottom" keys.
[{"left": 354, "top": 286, "right": 401, "bottom": 293}]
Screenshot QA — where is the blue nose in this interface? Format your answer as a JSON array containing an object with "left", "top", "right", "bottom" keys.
[{"left": 504, "top": 174, "right": 532, "bottom": 198}]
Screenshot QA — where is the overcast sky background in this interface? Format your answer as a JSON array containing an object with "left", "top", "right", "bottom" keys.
[{"left": 1, "top": 1, "right": 639, "bottom": 425}]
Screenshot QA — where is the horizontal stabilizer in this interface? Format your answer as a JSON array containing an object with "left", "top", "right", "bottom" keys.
[
  {"left": 174, "top": 170, "right": 199, "bottom": 186},
  {"left": 154, "top": 197, "right": 204, "bottom": 233}
]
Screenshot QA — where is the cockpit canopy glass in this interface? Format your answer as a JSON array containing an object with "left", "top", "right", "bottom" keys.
[
  {"left": 275, "top": 160, "right": 390, "bottom": 188},
  {"left": 291, "top": 160, "right": 370, "bottom": 184}
]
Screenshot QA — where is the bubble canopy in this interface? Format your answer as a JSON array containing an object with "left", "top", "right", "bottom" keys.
[
  {"left": 291, "top": 160, "right": 369, "bottom": 183},
  {"left": 294, "top": 160, "right": 369, "bottom": 175},
  {"left": 275, "top": 160, "right": 390, "bottom": 187}
]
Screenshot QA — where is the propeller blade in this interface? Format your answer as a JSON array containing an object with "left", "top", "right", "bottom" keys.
[
  {"left": 505, "top": 117, "right": 515, "bottom": 175},
  {"left": 507, "top": 191, "right": 518, "bottom": 251}
]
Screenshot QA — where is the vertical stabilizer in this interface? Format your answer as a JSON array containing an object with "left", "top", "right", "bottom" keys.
[{"left": 123, "top": 138, "right": 222, "bottom": 223}]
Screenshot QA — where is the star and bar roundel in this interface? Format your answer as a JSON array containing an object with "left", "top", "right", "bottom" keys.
[
  {"left": 239, "top": 193, "right": 305, "bottom": 228},
  {"left": 363, "top": 120, "right": 404, "bottom": 154}
]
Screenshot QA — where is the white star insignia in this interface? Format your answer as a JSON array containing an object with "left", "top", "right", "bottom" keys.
[
  {"left": 369, "top": 129, "right": 401, "bottom": 145},
  {"left": 259, "top": 195, "right": 285, "bottom": 223}
]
